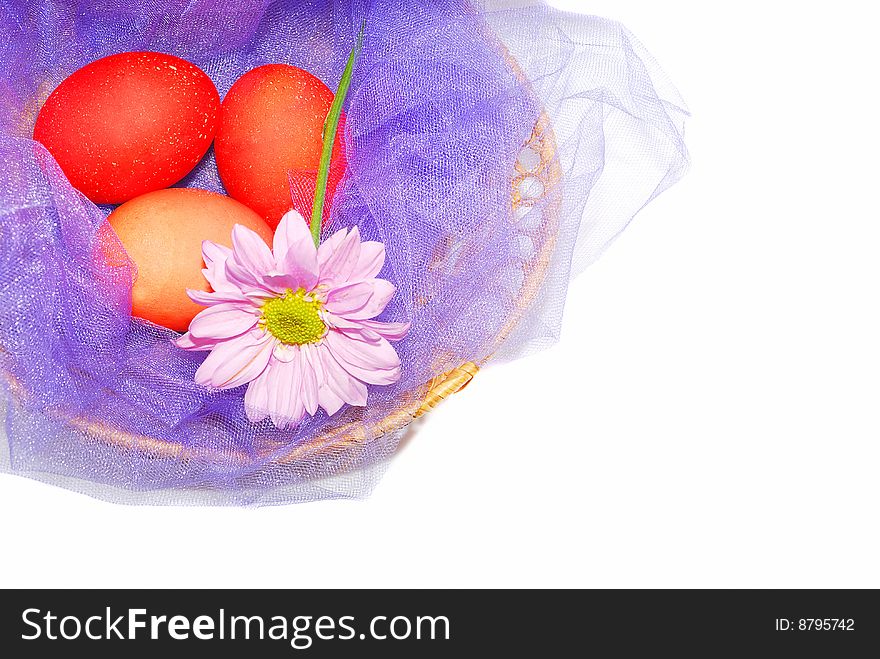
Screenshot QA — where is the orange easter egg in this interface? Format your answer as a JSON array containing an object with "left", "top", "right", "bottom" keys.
[
  {"left": 215, "top": 64, "right": 347, "bottom": 228},
  {"left": 106, "top": 188, "right": 273, "bottom": 332},
  {"left": 34, "top": 52, "right": 220, "bottom": 204}
]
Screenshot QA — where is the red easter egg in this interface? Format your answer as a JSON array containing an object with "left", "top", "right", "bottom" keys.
[
  {"left": 34, "top": 52, "right": 220, "bottom": 205},
  {"left": 106, "top": 188, "right": 273, "bottom": 332},
  {"left": 215, "top": 64, "right": 347, "bottom": 229}
]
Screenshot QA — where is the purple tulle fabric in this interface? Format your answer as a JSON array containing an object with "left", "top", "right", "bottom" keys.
[{"left": 0, "top": 0, "right": 688, "bottom": 505}]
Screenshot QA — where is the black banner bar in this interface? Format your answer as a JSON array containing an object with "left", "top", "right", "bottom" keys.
[{"left": 1, "top": 589, "right": 877, "bottom": 656}]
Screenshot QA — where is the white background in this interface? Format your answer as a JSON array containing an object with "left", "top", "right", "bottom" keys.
[{"left": 2, "top": 0, "right": 879, "bottom": 588}]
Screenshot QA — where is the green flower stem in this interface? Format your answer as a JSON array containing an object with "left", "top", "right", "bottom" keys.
[{"left": 310, "top": 21, "right": 365, "bottom": 248}]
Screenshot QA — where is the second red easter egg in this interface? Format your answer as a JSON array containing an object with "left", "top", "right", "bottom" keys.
[{"left": 215, "top": 64, "right": 347, "bottom": 228}]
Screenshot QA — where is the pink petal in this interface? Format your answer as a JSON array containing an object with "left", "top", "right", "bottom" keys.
[
  {"left": 266, "top": 358, "right": 305, "bottom": 429},
  {"left": 350, "top": 241, "right": 385, "bottom": 281},
  {"left": 325, "top": 331, "right": 402, "bottom": 385},
  {"left": 325, "top": 316, "right": 383, "bottom": 343},
  {"left": 307, "top": 341, "right": 326, "bottom": 384},
  {"left": 188, "top": 303, "right": 258, "bottom": 340},
  {"left": 317, "top": 384, "right": 345, "bottom": 417},
  {"left": 244, "top": 368, "right": 271, "bottom": 423},
  {"left": 231, "top": 224, "right": 274, "bottom": 277},
  {"left": 223, "top": 257, "right": 269, "bottom": 296},
  {"left": 219, "top": 265, "right": 279, "bottom": 301},
  {"left": 319, "top": 345, "right": 368, "bottom": 408},
  {"left": 341, "top": 326, "right": 383, "bottom": 343},
  {"left": 326, "top": 331, "right": 401, "bottom": 372},
  {"left": 358, "top": 319, "right": 411, "bottom": 342},
  {"left": 194, "top": 330, "right": 274, "bottom": 389},
  {"left": 323, "top": 312, "right": 363, "bottom": 330},
  {"left": 324, "top": 281, "right": 373, "bottom": 315},
  {"left": 325, "top": 279, "right": 396, "bottom": 320},
  {"left": 318, "top": 225, "right": 361, "bottom": 285},
  {"left": 203, "top": 240, "right": 231, "bottom": 267},
  {"left": 285, "top": 357, "right": 306, "bottom": 426},
  {"left": 317, "top": 228, "right": 348, "bottom": 271},
  {"left": 327, "top": 318, "right": 410, "bottom": 344},
  {"left": 173, "top": 332, "right": 219, "bottom": 351},
  {"left": 273, "top": 210, "right": 313, "bottom": 263},
  {"left": 186, "top": 288, "right": 249, "bottom": 306},
  {"left": 264, "top": 211, "right": 320, "bottom": 291},
  {"left": 245, "top": 360, "right": 305, "bottom": 428},
  {"left": 201, "top": 241, "right": 237, "bottom": 294},
  {"left": 299, "top": 344, "right": 320, "bottom": 415},
  {"left": 272, "top": 342, "right": 298, "bottom": 363},
  {"left": 265, "top": 259, "right": 318, "bottom": 293}
]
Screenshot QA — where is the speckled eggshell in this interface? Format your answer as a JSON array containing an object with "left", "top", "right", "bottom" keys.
[
  {"left": 34, "top": 52, "right": 220, "bottom": 205},
  {"left": 215, "top": 64, "right": 347, "bottom": 228},
  {"left": 106, "top": 188, "right": 273, "bottom": 332}
]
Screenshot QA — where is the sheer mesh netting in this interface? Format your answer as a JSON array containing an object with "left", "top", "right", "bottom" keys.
[{"left": 0, "top": 0, "right": 688, "bottom": 505}]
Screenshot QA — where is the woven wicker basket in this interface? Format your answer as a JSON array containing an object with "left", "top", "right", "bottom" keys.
[{"left": 3, "top": 48, "right": 562, "bottom": 475}]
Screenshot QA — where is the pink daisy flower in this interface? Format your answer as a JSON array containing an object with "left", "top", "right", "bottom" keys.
[{"left": 174, "top": 210, "right": 409, "bottom": 428}]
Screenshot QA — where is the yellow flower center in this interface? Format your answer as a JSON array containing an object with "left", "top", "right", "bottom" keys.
[{"left": 261, "top": 288, "right": 326, "bottom": 345}]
